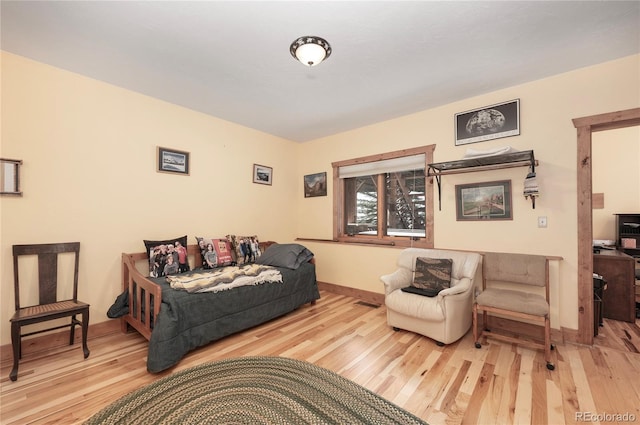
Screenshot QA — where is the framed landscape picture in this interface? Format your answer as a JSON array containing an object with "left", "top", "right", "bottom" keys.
[
  {"left": 157, "top": 147, "right": 190, "bottom": 175},
  {"left": 253, "top": 164, "right": 273, "bottom": 185},
  {"left": 455, "top": 180, "right": 512, "bottom": 221},
  {"left": 455, "top": 99, "right": 520, "bottom": 146},
  {"left": 304, "top": 172, "right": 327, "bottom": 197}
]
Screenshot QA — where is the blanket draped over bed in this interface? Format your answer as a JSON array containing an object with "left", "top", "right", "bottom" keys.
[
  {"left": 166, "top": 264, "right": 282, "bottom": 293},
  {"left": 146, "top": 261, "right": 319, "bottom": 373}
]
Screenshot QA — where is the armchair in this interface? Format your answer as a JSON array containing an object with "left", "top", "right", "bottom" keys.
[{"left": 381, "top": 248, "right": 481, "bottom": 345}]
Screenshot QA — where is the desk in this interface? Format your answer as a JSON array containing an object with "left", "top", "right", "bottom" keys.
[{"left": 593, "top": 250, "right": 635, "bottom": 323}]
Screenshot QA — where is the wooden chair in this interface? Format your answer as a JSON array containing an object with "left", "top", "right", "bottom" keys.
[
  {"left": 472, "top": 252, "right": 555, "bottom": 371},
  {"left": 9, "top": 242, "right": 90, "bottom": 381}
]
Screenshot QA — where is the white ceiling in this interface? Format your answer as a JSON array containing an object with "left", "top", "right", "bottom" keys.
[{"left": 2, "top": 1, "right": 639, "bottom": 142}]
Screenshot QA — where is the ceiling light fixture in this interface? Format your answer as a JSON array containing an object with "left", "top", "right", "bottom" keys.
[{"left": 290, "top": 36, "right": 332, "bottom": 67}]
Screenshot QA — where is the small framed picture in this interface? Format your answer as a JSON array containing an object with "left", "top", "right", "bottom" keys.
[
  {"left": 157, "top": 147, "right": 190, "bottom": 175},
  {"left": 253, "top": 164, "right": 273, "bottom": 185},
  {"left": 455, "top": 180, "right": 512, "bottom": 221},
  {"left": 304, "top": 172, "right": 327, "bottom": 197},
  {"left": 455, "top": 99, "right": 520, "bottom": 146},
  {"left": 0, "top": 158, "right": 22, "bottom": 196}
]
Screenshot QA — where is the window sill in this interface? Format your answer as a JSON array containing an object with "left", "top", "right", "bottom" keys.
[{"left": 296, "top": 237, "right": 432, "bottom": 249}]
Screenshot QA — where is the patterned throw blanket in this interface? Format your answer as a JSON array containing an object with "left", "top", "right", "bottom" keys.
[{"left": 166, "top": 264, "right": 282, "bottom": 293}]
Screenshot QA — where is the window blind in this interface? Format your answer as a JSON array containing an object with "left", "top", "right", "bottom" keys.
[{"left": 338, "top": 154, "right": 425, "bottom": 178}]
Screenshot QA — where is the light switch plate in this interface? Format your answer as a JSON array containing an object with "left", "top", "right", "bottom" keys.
[{"left": 538, "top": 216, "right": 548, "bottom": 228}]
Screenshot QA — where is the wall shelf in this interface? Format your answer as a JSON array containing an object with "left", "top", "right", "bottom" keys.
[{"left": 427, "top": 150, "right": 538, "bottom": 210}]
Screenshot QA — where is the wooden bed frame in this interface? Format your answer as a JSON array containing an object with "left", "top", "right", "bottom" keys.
[{"left": 120, "top": 241, "right": 291, "bottom": 341}]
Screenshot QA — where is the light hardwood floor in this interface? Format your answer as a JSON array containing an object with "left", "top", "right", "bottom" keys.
[{"left": 1, "top": 290, "right": 639, "bottom": 425}]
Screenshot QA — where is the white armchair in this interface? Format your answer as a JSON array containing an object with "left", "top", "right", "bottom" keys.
[{"left": 381, "top": 248, "right": 481, "bottom": 345}]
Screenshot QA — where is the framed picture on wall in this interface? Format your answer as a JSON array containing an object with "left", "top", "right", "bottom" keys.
[
  {"left": 253, "top": 164, "right": 273, "bottom": 185},
  {"left": 0, "top": 158, "right": 22, "bottom": 196},
  {"left": 455, "top": 180, "right": 512, "bottom": 221},
  {"left": 304, "top": 172, "right": 327, "bottom": 197},
  {"left": 455, "top": 99, "right": 520, "bottom": 146},
  {"left": 157, "top": 147, "right": 190, "bottom": 175}
]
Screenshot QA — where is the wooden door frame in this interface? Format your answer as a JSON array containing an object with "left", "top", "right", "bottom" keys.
[{"left": 573, "top": 107, "right": 640, "bottom": 345}]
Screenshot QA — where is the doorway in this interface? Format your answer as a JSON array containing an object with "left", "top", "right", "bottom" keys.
[{"left": 573, "top": 107, "right": 640, "bottom": 345}]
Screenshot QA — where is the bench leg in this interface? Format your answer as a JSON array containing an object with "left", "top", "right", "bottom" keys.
[{"left": 472, "top": 303, "right": 480, "bottom": 348}]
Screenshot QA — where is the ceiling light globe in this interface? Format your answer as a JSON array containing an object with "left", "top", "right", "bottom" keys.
[
  {"left": 290, "top": 36, "right": 332, "bottom": 67},
  {"left": 296, "top": 43, "right": 326, "bottom": 66}
]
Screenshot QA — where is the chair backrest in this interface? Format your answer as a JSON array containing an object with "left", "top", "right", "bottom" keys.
[
  {"left": 482, "top": 252, "right": 550, "bottom": 304},
  {"left": 13, "top": 242, "right": 80, "bottom": 310},
  {"left": 482, "top": 252, "right": 548, "bottom": 287}
]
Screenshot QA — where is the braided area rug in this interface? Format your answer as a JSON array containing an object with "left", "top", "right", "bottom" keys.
[{"left": 85, "top": 356, "right": 427, "bottom": 424}]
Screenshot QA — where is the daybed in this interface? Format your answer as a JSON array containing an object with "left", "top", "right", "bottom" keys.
[{"left": 120, "top": 242, "right": 320, "bottom": 373}]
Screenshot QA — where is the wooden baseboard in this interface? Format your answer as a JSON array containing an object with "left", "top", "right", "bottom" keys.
[
  {"left": 321, "top": 284, "right": 578, "bottom": 344},
  {"left": 0, "top": 320, "right": 121, "bottom": 365},
  {"left": 317, "top": 281, "right": 385, "bottom": 306},
  {"left": 1, "top": 283, "right": 383, "bottom": 365},
  {"left": 559, "top": 326, "right": 580, "bottom": 344},
  {"left": 317, "top": 284, "right": 587, "bottom": 343},
  {"left": 0, "top": 287, "right": 585, "bottom": 365}
]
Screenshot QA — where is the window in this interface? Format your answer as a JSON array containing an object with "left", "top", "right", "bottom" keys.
[{"left": 332, "top": 145, "right": 435, "bottom": 248}]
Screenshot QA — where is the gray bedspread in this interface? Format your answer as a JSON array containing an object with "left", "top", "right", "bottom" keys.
[{"left": 146, "top": 261, "right": 319, "bottom": 373}]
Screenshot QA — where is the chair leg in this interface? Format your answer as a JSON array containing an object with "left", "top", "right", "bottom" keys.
[
  {"left": 472, "top": 304, "right": 480, "bottom": 348},
  {"left": 69, "top": 315, "right": 76, "bottom": 346},
  {"left": 482, "top": 310, "right": 489, "bottom": 331},
  {"left": 81, "top": 309, "right": 90, "bottom": 359},
  {"left": 544, "top": 315, "right": 554, "bottom": 370},
  {"left": 10, "top": 322, "right": 20, "bottom": 381}
]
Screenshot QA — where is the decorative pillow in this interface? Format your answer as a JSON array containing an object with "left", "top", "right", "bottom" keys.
[
  {"left": 196, "top": 237, "right": 235, "bottom": 269},
  {"left": 255, "top": 243, "right": 314, "bottom": 270},
  {"left": 143, "top": 235, "right": 189, "bottom": 278},
  {"left": 226, "top": 234, "right": 261, "bottom": 265},
  {"left": 401, "top": 257, "right": 452, "bottom": 297}
]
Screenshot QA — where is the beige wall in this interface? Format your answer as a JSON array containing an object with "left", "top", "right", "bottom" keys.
[
  {"left": 296, "top": 54, "right": 640, "bottom": 332},
  {"left": 592, "top": 126, "right": 640, "bottom": 241},
  {"left": 1, "top": 51, "right": 638, "bottom": 346},
  {"left": 0, "top": 52, "right": 299, "bottom": 345}
]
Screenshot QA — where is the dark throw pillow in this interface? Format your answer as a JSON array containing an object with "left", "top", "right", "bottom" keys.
[
  {"left": 143, "top": 235, "right": 189, "bottom": 278},
  {"left": 401, "top": 257, "right": 452, "bottom": 297},
  {"left": 255, "top": 243, "right": 314, "bottom": 269}
]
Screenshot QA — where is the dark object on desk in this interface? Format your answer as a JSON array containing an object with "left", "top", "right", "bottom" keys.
[
  {"left": 593, "top": 275, "right": 606, "bottom": 336},
  {"left": 616, "top": 213, "right": 640, "bottom": 256},
  {"left": 593, "top": 244, "right": 615, "bottom": 254},
  {"left": 593, "top": 249, "right": 635, "bottom": 323}
]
